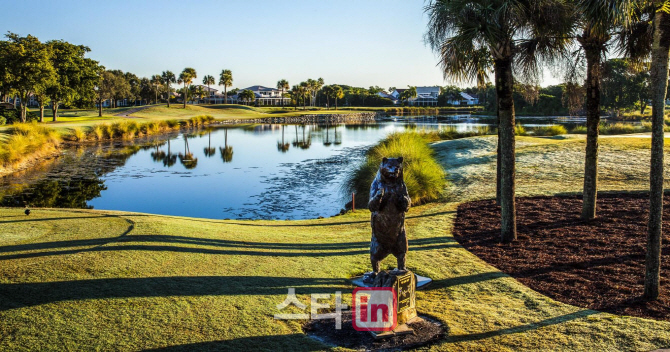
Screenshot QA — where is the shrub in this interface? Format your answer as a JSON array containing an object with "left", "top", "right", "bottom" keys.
[
  {"left": 515, "top": 125, "right": 527, "bottom": 136},
  {"left": 600, "top": 122, "right": 636, "bottom": 135},
  {"left": 72, "top": 127, "right": 86, "bottom": 142},
  {"left": 570, "top": 125, "right": 587, "bottom": 134},
  {"left": 344, "top": 131, "right": 446, "bottom": 209},
  {"left": 89, "top": 125, "right": 104, "bottom": 141},
  {"left": 530, "top": 125, "right": 567, "bottom": 136}
]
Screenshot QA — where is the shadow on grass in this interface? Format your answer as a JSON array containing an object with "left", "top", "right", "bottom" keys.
[
  {"left": 144, "top": 334, "right": 325, "bottom": 352},
  {"left": 0, "top": 234, "right": 458, "bottom": 261},
  {"left": 0, "top": 276, "right": 352, "bottom": 311},
  {"left": 427, "top": 271, "right": 509, "bottom": 290},
  {"left": 443, "top": 310, "right": 598, "bottom": 343}
]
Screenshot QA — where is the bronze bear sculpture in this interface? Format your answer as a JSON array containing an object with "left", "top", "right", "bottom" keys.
[{"left": 365, "top": 157, "right": 411, "bottom": 282}]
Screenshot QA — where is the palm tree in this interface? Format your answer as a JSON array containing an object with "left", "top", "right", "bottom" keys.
[
  {"left": 179, "top": 135, "right": 198, "bottom": 169},
  {"left": 150, "top": 74, "right": 162, "bottom": 104},
  {"left": 333, "top": 85, "right": 344, "bottom": 110},
  {"left": 219, "top": 69, "right": 233, "bottom": 104},
  {"left": 300, "top": 81, "right": 310, "bottom": 110},
  {"left": 277, "top": 79, "right": 289, "bottom": 108},
  {"left": 163, "top": 139, "right": 177, "bottom": 167},
  {"left": 425, "top": 0, "right": 573, "bottom": 242},
  {"left": 639, "top": 0, "right": 670, "bottom": 301},
  {"left": 161, "top": 71, "right": 176, "bottom": 108},
  {"left": 322, "top": 85, "right": 333, "bottom": 109},
  {"left": 203, "top": 75, "right": 215, "bottom": 104},
  {"left": 399, "top": 86, "right": 417, "bottom": 105},
  {"left": 179, "top": 67, "right": 197, "bottom": 108}
]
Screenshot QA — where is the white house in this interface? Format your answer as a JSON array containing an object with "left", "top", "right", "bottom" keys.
[
  {"left": 244, "top": 85, "right": 290, "bottom": 106},
  {"left": 447, "top": 92, "right": 479, "bottom": 106}
]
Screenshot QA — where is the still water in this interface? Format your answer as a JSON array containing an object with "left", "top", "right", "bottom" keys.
[{"left": 0, "top": 115, "right": 587, "bottom": 220}]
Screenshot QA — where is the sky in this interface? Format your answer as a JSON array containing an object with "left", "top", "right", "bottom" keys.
[{"left": 1, "top": 0, "right": 559, "bottom": 90}]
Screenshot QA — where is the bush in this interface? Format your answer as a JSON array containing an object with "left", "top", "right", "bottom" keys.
[
  {"left": 515, "top": 125, "right": 527, "bottom": 136},
  {"left": 600, "top": 122, "right": 636, "bottom": 135},
  {"left": 344, "top": 132, "right": 446, "bottom": 209},
  {"left": 530, "top": 125, "right": 567, "bottom": 136},
  {"left": 570, "top": 125, "right": 587, "bottom": 134}
]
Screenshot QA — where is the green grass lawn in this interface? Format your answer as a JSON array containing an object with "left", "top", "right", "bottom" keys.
[{"left": 0, "top": 135, "right": 668, "bottom": 351}]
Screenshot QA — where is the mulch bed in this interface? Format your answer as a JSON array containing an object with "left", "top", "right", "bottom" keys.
[
  {"left": 452, "top": 193, "right": 670, "bottom": 321},
  {"left": 304, "top": 311, "right": 445, "bottom": 351}
]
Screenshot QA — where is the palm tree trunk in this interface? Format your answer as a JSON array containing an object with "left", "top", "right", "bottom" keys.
[
  {"left": 581, "top": 46, "right": 601, "bottom": 220},
  {"left": 52, "top": 103, "right": 59, "bottom": 122},
  {"left": 98, "top": 99, "right": 102, "bottom": 117},
  {"left": 183, "top": 83, "right": 187, "bottom": 109},
  {"left": 167, "top": 85, "right": 171, "bottom": 108},
  {"left": 39, "top": 105, "right": 44, "bottom": 122},
  {"left": 494, "top": 56, "right": 517, "bottom": 243},
  {"left": 496, "top": 104, "right": 501, "bottom": 205},
  {"left": 224, "top": 87, "right": 228, "bottom": 105},
  {"left": 645, "top": 10, "right": 670, "bottom": 301}
]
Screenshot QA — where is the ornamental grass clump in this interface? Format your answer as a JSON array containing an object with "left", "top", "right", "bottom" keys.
[
  {"left": 0, "top": 122, "right": 61, "bottom": 167},
  {"left": 530, "top": 125, "right": 567, "bottom": 136},
  {"left": 344, "top": 131, "right": 446, "bottom": 208}
]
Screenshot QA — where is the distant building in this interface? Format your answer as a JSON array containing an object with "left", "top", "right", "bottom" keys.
[
  {"left": 447, "top": 92, "right": 479, "bottom": 106},
  {"left": 210, "top": 85, "right": 289, "bottom": 105}
]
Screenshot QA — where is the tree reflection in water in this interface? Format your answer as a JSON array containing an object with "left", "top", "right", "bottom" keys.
[
  {"left": 219, "top": 128, "right": 233, "bottom": 163},
  {"left": 277, "top": 125, "right": 290, "bottom": 153},
  {"left": 204, "top": 130, "right": 216, "bottom": 157},
  {"left": 179, "top": 135, "right": 198, "bottom": 169},
  {"left": 163, "top": 139, "right": 177, "bottom": 167}
]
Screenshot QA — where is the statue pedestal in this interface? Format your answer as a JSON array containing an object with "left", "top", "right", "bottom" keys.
[
  {"left": 351, "top": 270, "right": 432, "bottom": 290},
  {"left": 353, "top": 269, "right": 428, "bottom": 339}
]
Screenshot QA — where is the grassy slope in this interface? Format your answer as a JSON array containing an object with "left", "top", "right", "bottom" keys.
[
  {"left": 0, "top": 105, "right": 371, "bottom": 138},
  {"left": 0, "top": 135, "right": 668, "bottom": 351}
]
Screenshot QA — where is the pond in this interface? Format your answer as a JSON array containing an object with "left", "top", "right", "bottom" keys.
[{"left": 0, "top": 115, "right": 597, "bottom": 220}]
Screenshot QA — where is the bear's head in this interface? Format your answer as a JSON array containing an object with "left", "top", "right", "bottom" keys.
[{"left": 380, "top": 157, "right": 404, "bottom": 182}]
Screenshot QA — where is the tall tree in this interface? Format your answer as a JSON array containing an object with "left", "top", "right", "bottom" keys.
[
  {"left": 202, "top": 75, "right": 215, "bottom": 104},
  {"left": 322, "top": 85, "right": 333, "bottom": 109},
  {"left": 45, "top": 40, "right": 99, "bottom": 122},
  {"left": 645, "top": 1, "right": 670, "bottom": 301},
  {"left": 425, "top": 0, "right": 573, "bottom": 242},
  {"left": 1, "top": 33, "right": 55, "bottom": 123},
  {"left": 277, "top": 79, "right": 289, "bottom": 107},
  {"left": 150, "top": 74, "right": 162, "bottom": 104},
  {"left": 95, "top": 70, "right": 115, "bottom": 117},
  {"left": 161, "top": 70, "right": 176, "bottom": 108},
  {"left": 179, "top": 67, "right": 197, "bottom": 108},
  {"left": 219, "top": 69, "right": 233, "bottom": 104},
  {"left": 238, "top": 89, "right": 255, "bottom": 105}
]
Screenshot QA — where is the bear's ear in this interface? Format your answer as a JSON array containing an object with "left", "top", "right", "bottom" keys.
[
  {"left": 382, "top": 157, "right": 388, "bottom": 163},
  {"left": 398, "top": 157, "right": 404, "bottom": 163}
]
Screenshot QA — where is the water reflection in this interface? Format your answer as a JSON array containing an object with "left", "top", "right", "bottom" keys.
[
  {"left": 1, "top": 117, "right": 603, "bottom": 220},
  {"left": 204, "top": 131, "right": 216, "bottom": 157},
  {"left": 178, "top": 135, "right": 198, "bottom": 169},
  {"left": 277, "top": 125, "right": 290, "bottom": 153},
  {"left": 219, "top": 128, "right": 233, "bottom": 163}
]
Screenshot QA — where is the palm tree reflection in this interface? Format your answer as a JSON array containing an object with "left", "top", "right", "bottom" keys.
[
  {"left": 220, "top": 128, "right": 233, "bottom": 163},
  {"left": 323, "top": 125, "right": 332, "bottom": 147},
  {"left": 163, "top": 139, "right": 178, "bottom": 167},
  {"left": 204, "top": 130, "right": 216, "bottom": 157},
  {"left": 277, "top": 125, "right": 290, "bottom": 153},
  {"left": 179, "top": 135, "right": 198, "bottom": 169}
]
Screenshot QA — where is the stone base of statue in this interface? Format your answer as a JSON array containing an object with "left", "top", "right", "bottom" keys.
[
  {"left": 355, "top": 269, "right": 424, "bottom": 339},
  {"left": 351, "top": 269, "right": 432, "bottom": 290}
]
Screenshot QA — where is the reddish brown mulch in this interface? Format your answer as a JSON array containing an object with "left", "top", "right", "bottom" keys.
[{"left": 452, "top": 193, "right": 670, "bottom": 321}]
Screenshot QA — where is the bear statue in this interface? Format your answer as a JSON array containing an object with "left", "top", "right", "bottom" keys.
[{"left": 364, "top": 157, "right": 411, "bottom": 283}]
